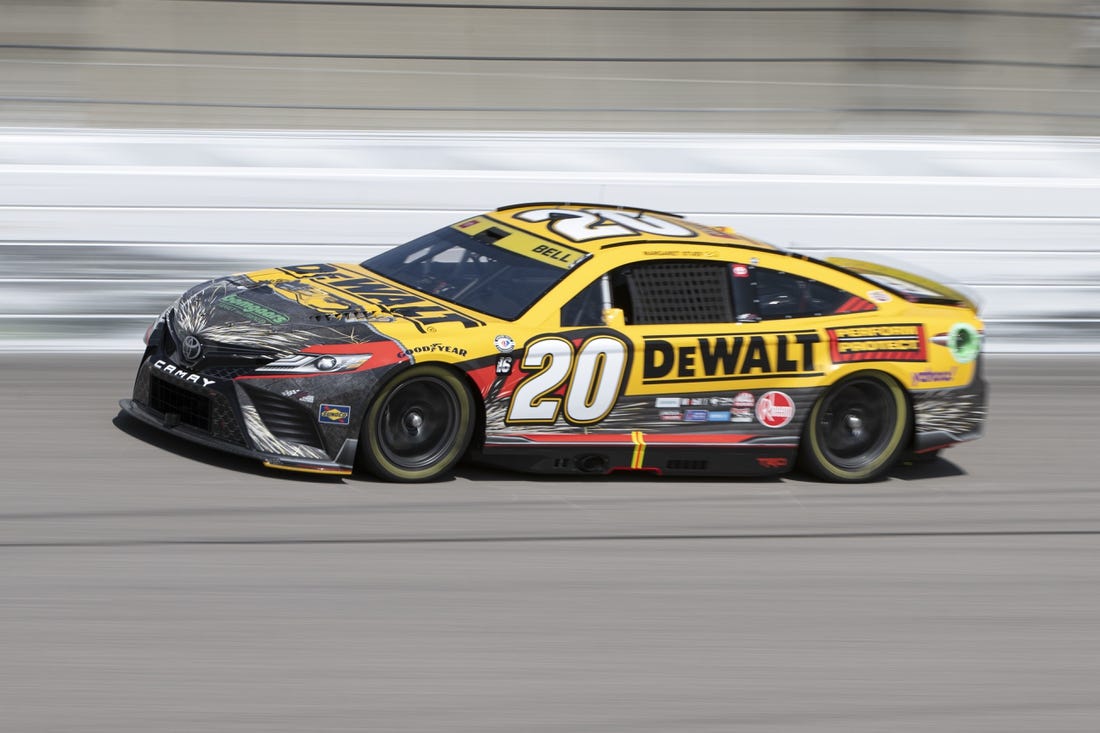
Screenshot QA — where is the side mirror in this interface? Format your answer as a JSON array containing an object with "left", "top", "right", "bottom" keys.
[{"left": 601, "top": 307, "right": 625, "bottom": 328}]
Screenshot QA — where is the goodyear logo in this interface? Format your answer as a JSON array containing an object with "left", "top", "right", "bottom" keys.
[
  {"left": 318, "top": 403, "right": 351, "bottom": 425},
  {"left": 642, "top": 332, "right": 821, "bottom": 384},
  {"left": 827, "top": 324, "right": 926, "bottom": 363}
]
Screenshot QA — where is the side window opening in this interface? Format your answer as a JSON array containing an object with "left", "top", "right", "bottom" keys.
[
  {"left": 752, "top": 266, "right": 856, "bottom": 320},
  {"left": 561, "top": 278, "right": 604, "bottom": 327}
]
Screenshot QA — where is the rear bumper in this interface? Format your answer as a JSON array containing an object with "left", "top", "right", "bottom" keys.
[
  {"left": 911, "top": 357, "right": 988, "bottom": 452},
  {"left": 122, "top": 362, "right": 359, "bottom": 476}
]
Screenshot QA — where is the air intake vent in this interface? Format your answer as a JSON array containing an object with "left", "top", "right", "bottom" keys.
[
  {"left": 150, "top": 377, "right": 211, "bottom": 432},
  {"left": 245, "top": 388, "right": 324, "bottom": 448}
]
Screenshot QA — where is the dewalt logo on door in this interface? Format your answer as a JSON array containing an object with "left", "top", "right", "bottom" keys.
[{"left": 642, "top": 331, "right": 823, "bottom": 385}]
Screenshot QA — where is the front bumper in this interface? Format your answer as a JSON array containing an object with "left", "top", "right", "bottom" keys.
[
  {"left": 124, "top": 354, "right": 361, "bottom": 475},
  {"left": 119, "top": 397, "right": 356, "bottom": 474}
]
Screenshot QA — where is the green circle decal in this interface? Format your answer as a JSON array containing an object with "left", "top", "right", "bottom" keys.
[{"left": 948, "top": 323, "right": 981, "bottom": 364}]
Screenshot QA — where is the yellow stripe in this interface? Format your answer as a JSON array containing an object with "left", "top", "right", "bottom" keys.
[
  {"left": 263, "top": 461, "right": 353, "bottom": 476},
  {"left": 631, "top": 431, "right": 647, "bottom": 469}
]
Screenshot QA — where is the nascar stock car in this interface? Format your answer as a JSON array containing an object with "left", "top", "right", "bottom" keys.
[{"left": 120, "top": 202, "right": 986, "bottom": 483}]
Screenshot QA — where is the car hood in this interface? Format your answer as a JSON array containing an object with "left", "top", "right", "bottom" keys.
[{"left": 166, "top": 263, "right": 491, "bottom": 357}]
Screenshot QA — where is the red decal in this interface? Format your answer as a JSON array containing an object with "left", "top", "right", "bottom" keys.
[
  {"left": 827, "top": 324, "right": 927, "bottom": 363},
  {"left": 755, "top": 391, "right": 795, "bottom": 429},
  {"left": 836, "top": 296, "right": 876, "bottom": 314},
  {"left": 756, "top": 456, "right": 789, "bottom": 469}
]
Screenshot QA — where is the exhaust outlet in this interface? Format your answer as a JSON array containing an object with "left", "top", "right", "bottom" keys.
[{"left": 575, "top": 454, "right": 609, "bottom": 474}]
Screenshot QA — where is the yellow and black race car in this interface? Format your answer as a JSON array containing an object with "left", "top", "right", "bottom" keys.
[{"left": 121, "top": 202, "right": 986, "bottom": 483}]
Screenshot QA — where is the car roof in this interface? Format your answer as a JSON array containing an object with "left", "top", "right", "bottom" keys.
[{"left": 486, "top": 202, "right": 785, "bottom": 255}]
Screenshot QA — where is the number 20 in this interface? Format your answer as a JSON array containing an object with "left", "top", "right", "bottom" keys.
[{"left": 506, "top": 336, "right": 628, "bottom": 425}]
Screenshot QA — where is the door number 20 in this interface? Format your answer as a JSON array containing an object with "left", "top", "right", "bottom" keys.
[{"left": 506, "top": 336, "right": 628, "bottom": 425}]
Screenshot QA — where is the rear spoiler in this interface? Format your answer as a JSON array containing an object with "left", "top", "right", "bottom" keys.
[{"left": 825, "top": 256, "right": 980, "bottom": 313}]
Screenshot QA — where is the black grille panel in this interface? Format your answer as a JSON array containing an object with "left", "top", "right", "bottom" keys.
[
  {"left": 133, "top": 363, "right": 152, "bottom": 403},
  {"left": 150, "top": 377, "right": 211, "bottom": 431},
  {"left": 210, "top": 393, "right": 247, "bottom": 446},
  {"left": 245, "top": 388, "right": 324, "bottom": 449},
  {"left": 202, "top": 364, "right": 259, "bottom": 381},
  {"left": 626, "top": 262, "right": 735, "bottom": 324}
]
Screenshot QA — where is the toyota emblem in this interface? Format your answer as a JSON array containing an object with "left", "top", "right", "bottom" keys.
[{"left": 181, "top": 335, "right": 203, "bottom": 363}]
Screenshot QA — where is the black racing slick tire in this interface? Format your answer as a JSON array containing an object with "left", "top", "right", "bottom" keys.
[
  {"left": 357, "top": 365, "right": 475, "bottom": 483},
  {"left": 799, "top": 371, "right": 911, "bottom": 483}
]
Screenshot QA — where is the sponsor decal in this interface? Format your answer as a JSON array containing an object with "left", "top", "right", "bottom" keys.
[
  {"left": 642, "top": 332, "right": 821, "bottom": 384},
  {"left": 683, "top": 409, "right": 708, "bottom": 422},
  {"left": 277, "top": 264, "right": 481, "bottom": 330},
  {"left": 494, "top": 334, "right": 516, "bottom": 353},
  {"left": 730, "top": 391, "right": 755, "bottom": 422},
  {"left": 318, "top": 403, "right": 351, "bottom": 425},
  {"left": 658, "top": 410, "right": 683, "bottom": 421},
  {"left": 867, "top": 290, "right": 892, "bottom": 303},
  {"left": 152, "top": 359, "right": 215, "bottom": 388},
  {"left": 682, "top": 396, "right": 735, "bottom": 407},
  {"left": 654, "top": 397, "right": 681, "bottom": 409},
  {"left": 827, "top": 324, "right": 926, "bottom": 363},
  {"left": 495, "top": 356, "right": 514, "bottom": 375},
  {"left": 732, "top": 264, "right": 750, "bottom": 278},
  {"left": 218, "top": 293, "right": 290, "bottom": 325},
  {"left": 457, "top": 217, "right": 589, "bottom": 269},
  {"left": 706, "top": 411, "right": 730, "bottom": 422},
  {"left": 911, "top": 368, "right": 957, "bottom": 386},
  {"left": 530, "top": 244, "right": 580, "bottom": 265},
  {"left": 281, "top": 389, "right": 316, "bottom": 404},
  {"left": 757, "top": 456, "right": 789, "bottom": 469},
  {"left": 399, "top": 343, "right": 469, "bottom": 358},
  {"left": 942, "top": 323, "right": 981, "bottom": 364},
  {"left": 755, "top": 391, "right": 795, "bottom": 429}
]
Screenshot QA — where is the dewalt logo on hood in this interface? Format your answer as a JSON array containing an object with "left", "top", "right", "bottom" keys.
[{"left": 242, "top": 263, "right": 485, "bottom": 333}]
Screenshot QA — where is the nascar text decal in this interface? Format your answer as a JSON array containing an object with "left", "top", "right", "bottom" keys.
[
  {"left": 827, "top": 324, "right": 926, "bottom": 363},
  {"left": 642, "top": 332, "right": 822, "bottom": 384}
]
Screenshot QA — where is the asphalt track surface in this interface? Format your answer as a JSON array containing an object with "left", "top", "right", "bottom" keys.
[{"left": 2, "top": 354, "right": 1099, "bottom": 733}]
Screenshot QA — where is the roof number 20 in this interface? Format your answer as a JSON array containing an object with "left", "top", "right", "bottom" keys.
[
  {"left": 506, "top": 335, "right": 628, "bottom": 425},
  {"left": 514, "top": 208, "right": 695, "bottom": 242}
]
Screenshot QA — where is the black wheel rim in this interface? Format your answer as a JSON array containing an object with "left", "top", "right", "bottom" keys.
[
  {"left": 377, "top": 377, "right": 461, "bottom": 470},
  {"left": 814, "top": 377, "right": 898, "bottom": 471}
]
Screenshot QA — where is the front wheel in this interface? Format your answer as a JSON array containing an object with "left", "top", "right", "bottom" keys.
[
  {"left": 358, "top": 365, "right": 475, "bottom": 482},
  {"left": 799, "top": 371, "right": 910, "bottom": 483}
]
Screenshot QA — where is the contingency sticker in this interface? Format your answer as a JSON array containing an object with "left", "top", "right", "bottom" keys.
[{"left": 318, "top": 403, "right": 352, "bottom": 425}]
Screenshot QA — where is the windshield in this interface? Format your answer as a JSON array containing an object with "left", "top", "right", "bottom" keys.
[{"left": 363, "top": 225, "right": 580, "bottom": 321}]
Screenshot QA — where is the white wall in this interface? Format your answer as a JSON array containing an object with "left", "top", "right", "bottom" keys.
[{"left": 2, "top": 129, "right": 1098, "bottom": 351}]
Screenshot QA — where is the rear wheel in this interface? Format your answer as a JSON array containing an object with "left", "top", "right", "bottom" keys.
[
  {"left": 358, "top": 365, "right": 475, "bottom": 482},
  {"left": 799, "top": 371, "right": 910, "bottom": 483}
]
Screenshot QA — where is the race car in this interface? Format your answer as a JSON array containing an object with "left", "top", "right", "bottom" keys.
[{"left": 120, "top": 202, "right": 986, "bottom": 483}]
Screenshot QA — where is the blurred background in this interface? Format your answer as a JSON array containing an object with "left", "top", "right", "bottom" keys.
[{"left": 2, "top": 0, "right": 1099, "bottom": 349}]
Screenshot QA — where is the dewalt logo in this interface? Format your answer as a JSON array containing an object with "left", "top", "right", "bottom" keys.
[{"left": 642, "top": 332, "right": 822, "bottom": 385}]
